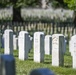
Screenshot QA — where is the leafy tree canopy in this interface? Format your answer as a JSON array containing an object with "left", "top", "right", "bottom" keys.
[
  {"left": 0, "top": 0, "right": 39, "bottom": 8},
  {"left": 64, "top": 0, "right": 76, "bottom": 10}
]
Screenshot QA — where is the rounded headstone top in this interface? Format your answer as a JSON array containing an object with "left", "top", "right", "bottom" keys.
[
  {"left": 19, "top": 31, "right": 28, "bottom": 36},
  {"left": 45, "top": 35, "right": 52, "bottom": 37},
  {"left": 34, "top": 32, "right": 44, "bottom": 35},
  {"left": 30, "top": 68, "right": 55, "bottom": 75},
  {"left": 52, "top": 34, "right": 64, "bottom": 37},
  {"left": 4, "top": 29, "right": 13, "bottom": 32},
  {"left": 19, "top": 31, "right": 28, "bottom": 34},
  {"left": 71, "top": 35, "right": 76, "bottom": 40}
]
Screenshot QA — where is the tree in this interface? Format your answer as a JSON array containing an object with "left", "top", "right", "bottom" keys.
[
  {"left": 0, "top": 0, "right": 39, "bottom": 22},
  {"left": 64, "top": 0, "right": 76, "bottom": 10},
  {"left": 54, "top": 0, "right": 67, "bottom": 8},
  {"left": 63, "top": 0, "right": 76, "bottom": 35},
  {"left": 64, "top": 0, "right": 76, "bottom": 28}
]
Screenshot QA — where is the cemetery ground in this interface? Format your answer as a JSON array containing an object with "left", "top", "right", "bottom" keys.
[{"left": 0, "top": 45, "right": 76, "bottom": 75}]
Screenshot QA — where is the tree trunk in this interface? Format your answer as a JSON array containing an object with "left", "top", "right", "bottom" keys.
[{"left": 12, "top": 7, "right": 23, "bottom": 22}]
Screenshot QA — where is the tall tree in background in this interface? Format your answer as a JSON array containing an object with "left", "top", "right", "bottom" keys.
[
  {"left": 64, "top": 0, "right": 76, "bottom": 27},
  {"left": 0, "top": 0, "right": 39, "bottom": 22}
]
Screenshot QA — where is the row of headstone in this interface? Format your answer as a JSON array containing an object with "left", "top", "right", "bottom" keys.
[
  {"left": 2, "top": 29, "right": 76, "bottom": 69},
  {"left": 34, "top": 32, "right": 66, "bottom": 67},
  {"left": 1, "top": 29, "right": 67, "bottom": 67},
  {"left": 3, "top": 29, "right": 32, "bottom": 61},
  {"left": 4, "top": 29, "right": 76, "bottom": 69},
  {"left": 3, "top": 29, "right": 66, "bottom": 65},
  {"left": 2, "top": 29, "right": 76, "bottom": 74},
  {"left": 1, "top": 33, "right": 32, "bottom": 50}
]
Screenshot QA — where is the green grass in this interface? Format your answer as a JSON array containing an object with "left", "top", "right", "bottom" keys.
[{"left": 0, "top": 45, "right": 76, "bottom": 75}]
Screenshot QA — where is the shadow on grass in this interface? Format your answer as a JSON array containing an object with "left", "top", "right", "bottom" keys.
[
  {"left": 28, "top": 55, "right": 33, "bottom": 61},
  {"left": 44, "top": 59, "right": 52, "bottom": 64},
  {"left": 14, "top": 54, "right": 18, "bottom": 57},
  {"left": 64, "top": 64, "right": 72, "bottom": 68},
  {"left": 44, "top": 61, "right": 51, "bottom": 64}
]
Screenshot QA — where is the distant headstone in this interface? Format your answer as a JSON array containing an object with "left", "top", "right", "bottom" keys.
[
  {"left": 13, "top": 35, "right": 18, "bottom": 50},
  {"left": 34, "top": 32, "right": 44, "bottom": 63},
  {"left": 28, "top": 35, "right": 33, "bottom": 52},
  {"left": 52, "top": 34, "right": 64, "bottom": 66},
  {"left": 18, "top": 31, "right": 29, "bottom": 60},
  {"left": 45, "top": 35, "right": 52, "bottom": 55},
  {"left": 41, "top": 0, "right": 47, "bottom": 9},
  {"left": 0, "top": 55, "right": 15, "bottom": 75},
  {"left": 30, "top": 68, "right": 54, "bottom": 75},
  {"left": 30, "top": 36, "right": 33, "bottom": 49},
  {"left": 4, "top": 29, "right": 13, "bottom": 55}
]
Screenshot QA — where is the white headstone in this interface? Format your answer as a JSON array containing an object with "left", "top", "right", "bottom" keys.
[
  {"left": 0, "top": 55, "right": 15, "bottom": 75},
  {"left": 13, "top": 35, "right": 18, "bottom": 50},
  {"left": 73, "top": 50, "right": 76, "bottom": 69},
  {"left": 45, "top": 35, "right": 52, "bottom": 55},
  {"left": 28, "top": 35, "right": 33, "bottom": 52},
  {"left": 70, "top": 35, "right": 76, "bottom": 68},
  {"left": 30, "top": 36, "right": 33, "bottom": 49},
  {"left": 34, "top": 32, "right": 44, "bottom": 63},
  {"left": 73, "top": 52, "right": 76, "bottom": 69},
  {"left": 41, "top": 0, "right": 47, "bottom": 9},
  {"left": 69, "top": 35, "right": 76, "bottom": 56},
  {"left": 4, "top": 29, "right": 13, "bottom": 55},
  {"left": 18, "top": 31, "right": 29, "bottom": 60},
  {"left": 52, "top": 34, "right": 64, "bottom": 66}
]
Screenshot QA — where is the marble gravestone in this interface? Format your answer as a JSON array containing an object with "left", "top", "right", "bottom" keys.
[
  {"left": 4, "top": 29, "right": 13, "bottom": 55},
  {"left": 28, "top": 35, "right": 33, "bottom": 52},
  {"left": 52, "top": 34, "right": 64, "bottom": 66},
  {"left": 45, "top": 35, "right": 52, "bottom": 55},
  {"left": 30, "top": 36, "right": 33, "bottom": 50},
  {"left": 18, "top": 31, "right": 29, "bottom": 60},
  {"left": 70, "top": 35, "right": 76, "bottom": 68},
  {"left": 69, "top": 35, "right": 76, "bottom": 56},
  {"left": 13, "top": 35, "right": 18, "bottom": 50},
  {"left": 34, "top": 32, "right": 44, "bottom": 63},
  {"left": 41, "top": 0, "right": 47, "bottom": 9},
  {"left": 0, "top": 55, "right": 15, "bottom": 75},
  {"left": 72, "top": 37, "right": 76, "bottom": 69}
]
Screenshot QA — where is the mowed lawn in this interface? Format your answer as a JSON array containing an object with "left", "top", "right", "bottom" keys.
[{"left": 0, "top": 45, "right": 76, "bottom": 75}]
